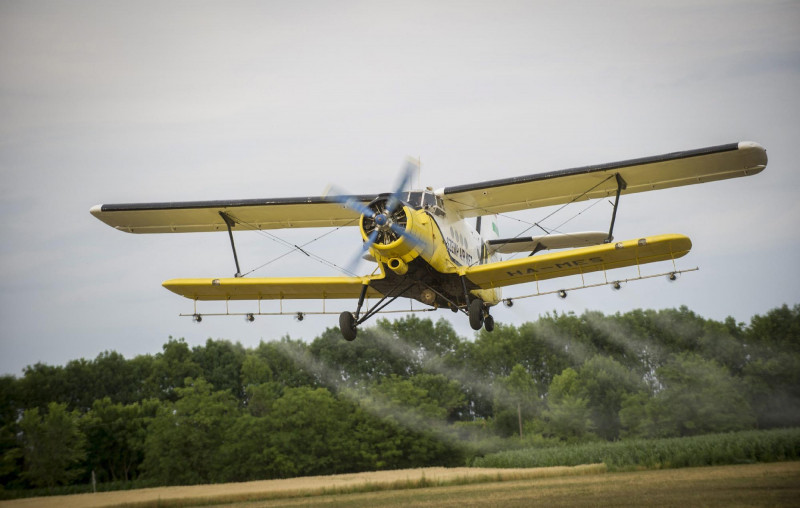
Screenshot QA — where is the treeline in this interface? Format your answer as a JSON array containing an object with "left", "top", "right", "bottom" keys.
[{"left": 1, "top": 304, "right": 798, "bottom": 492}]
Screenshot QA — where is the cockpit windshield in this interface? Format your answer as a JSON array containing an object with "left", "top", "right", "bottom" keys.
[{"left": 404, "top": 191, "right": 437, "bottom": 210}]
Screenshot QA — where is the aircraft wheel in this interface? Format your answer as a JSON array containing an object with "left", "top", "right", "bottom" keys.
[
  {"left": 468, "top": 299, "right": 484, "bottom": 331},
  {"left": 484, "top": 314, "right": 495, "bottom": 332},
  {"left": 339, "top": 311, "right": 358, "bottom": 341}
]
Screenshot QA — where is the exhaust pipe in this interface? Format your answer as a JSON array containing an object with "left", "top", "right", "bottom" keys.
[{"left": 387, "top": 257, "right": 408, "bottom": 275}]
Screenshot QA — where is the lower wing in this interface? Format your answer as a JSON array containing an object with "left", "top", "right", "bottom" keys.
[
  {"left": 163, "top": 275, "right": 383, "bottom": 301},
  {"left": 465, "top": 234, "right": 691, "bottom": 288}
]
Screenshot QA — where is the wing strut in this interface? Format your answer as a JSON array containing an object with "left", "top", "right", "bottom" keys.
[
  {"left": 605, "top": 173, "right": 627, "bottom": 243},
  {"left": 219, "top": 212, "right": 243, "bottom": 278}
]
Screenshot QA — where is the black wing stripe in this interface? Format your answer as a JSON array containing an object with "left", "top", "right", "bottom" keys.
[
  {"left": 442, "top": 143, "right": 740, "bottom": 195},
  {"left": 99, "top": 194, "right": 376, "bottom": 212}
]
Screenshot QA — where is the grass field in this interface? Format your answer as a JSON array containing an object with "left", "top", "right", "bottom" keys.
[{"left": 1, "top": 462, "right": 798, "bottom": 508}]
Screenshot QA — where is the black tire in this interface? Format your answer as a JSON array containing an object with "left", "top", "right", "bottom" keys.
[
  {"left": 484, "top": 314, "right": 495, "bottom": 332},
  {"left": 468, "top": 299, "right": 484, "bottom": 331},
  {"left": 339, "top": 311, "right": 358, "bottom": 341}
]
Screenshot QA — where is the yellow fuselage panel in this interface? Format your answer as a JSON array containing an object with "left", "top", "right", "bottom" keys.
[{"left": 465, "top": 234, "right": 691, "bottom": 289}]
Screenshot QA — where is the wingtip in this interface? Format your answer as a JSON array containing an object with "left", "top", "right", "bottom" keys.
[
  {"left": 737, "top": 141, "right": 768, "bottom": 172},
  {"left": 738, "top": 140, "right": 765, "bottom": 150}
]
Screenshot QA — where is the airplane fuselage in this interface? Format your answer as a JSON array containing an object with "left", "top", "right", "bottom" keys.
[{"left": 362, "top": 190, "right": 502, "bottom": 310}]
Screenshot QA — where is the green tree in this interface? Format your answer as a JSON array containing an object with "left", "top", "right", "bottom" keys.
[
  {"left": 494, "top": 364, "right": 540, "bottom": 438},
  {"left": 457, "top": 320, "right": 573, "bottom": 420},
  {"left": 251, "top": 338, "right": 316, "bottom": 389},
  {"left": 310, "top": 327, "right": 416, "bottom": 384},
  {"left": 576, "top": 355, "right": 644, "bottom": 440},
  {"left": 145, "top": 338, "right": 202, "bottom": 401},
  {"left": 542, "top": 368, "right": 594, "bottom": 441},
  {"left": 240, "top": 352, "right": 273, "bottom": 387},
  {"left": 407, "top": 373, "right": 466, "bottom": 421},
  {"left": 243, "top": 382, "right": 283, "bottom": 417},
  {"left": 18, "top": 402, "right": 86, "bottom": 488},
  {"left": 621, "top": 353, "right": 756, "bottom": 438},
  {"left": 697, "top": 317, "right": 748, "bottom": 375},
  {"left": 743, "top": 304, "right": 800, "bottom": 428},
  {"left": 91, "top": 351, "right": 145, "bottom": 406},
  {"left": 379, "top": 316, "right": 461, "bottom": 366},
  {"left": 18, "top": 363, "right": 67, "bottom": 412},
  {"left": 0, "top": 375, "right": 22, "bottom": 488},
  {"left": 81, "top": 397, "right": 159, "bottom": 482},
  {"left": 191, "top": 339, "right": 246, "bottom": 398},
  {"left": 608, "top": 307, "right": 705, "bottom": 372},
  {"left": 141, "top": 378, "right": 239, "bottom": 484},
  {"left": 746, "top": 304, "right": 800, "bottom": 353},
  {"left": 261, "top": 387, "right": 363, "bottom": 477},
  {"left": 368, "top": 375, "right": 446, "bottom": 420}
]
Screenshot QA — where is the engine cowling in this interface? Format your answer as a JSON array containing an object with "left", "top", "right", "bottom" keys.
[{"left": 359, "top": 197, "right": 426, "bottom": 264}]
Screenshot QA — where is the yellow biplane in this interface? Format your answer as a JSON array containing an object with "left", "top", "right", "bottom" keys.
[{"left": 91, "top": 141, "right": 766, "bottom": 340}]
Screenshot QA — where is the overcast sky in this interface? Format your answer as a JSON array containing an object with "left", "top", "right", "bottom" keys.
[{"left": 1, "top": 0, "right": 798, "bottom": 376}]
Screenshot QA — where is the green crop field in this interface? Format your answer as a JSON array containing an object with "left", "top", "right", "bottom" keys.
[{"left": 472, "top": 428, "right": 800, "bottom": 470}]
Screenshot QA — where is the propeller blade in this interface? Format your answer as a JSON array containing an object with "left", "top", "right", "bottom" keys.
[
  {"left": 342, "top": 196, "right": 375, "bottom": 219},
  {"left": 389, "top": 223, "right": 428, "bottom": 251},
  {"left": 386, "top": 159, "right": 418, "bottom": 214},
  {"left": 344, "top": 229, "right": 379, "bottom": 275},
  {"left": 324, "top": 185, "right": 375, "bottom": 218},
  {"left": 325, "top": 157, "right": 419, "bottom": 275}
]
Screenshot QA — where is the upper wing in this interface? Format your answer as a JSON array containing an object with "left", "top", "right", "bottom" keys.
[
  {"left": 438, "top": 141, "right": 767, "bottom": 217},
  {"left": 90, "top": 195, "right": 374, "bottom": 233},
  {"left": 163, "top": 275, "right": 384, "bottom": 301},
  {"left": 465, "top": 234, "right": 691, "bottom": 289}
]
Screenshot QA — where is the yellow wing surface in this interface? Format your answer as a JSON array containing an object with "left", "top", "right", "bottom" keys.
[
  {"left": 164, "top": 234, "right": 689, "bottom": 302},
  {"left": 440, "top": 142, "right": 766, "bottom": 217},
  {"left": 465, "top": 234, "right": 691, "bottom": 289},
  {"left": 91, "top": 142, "right": 766, "bottom": 233},
  {"left": 162, "top": 275, "right": 384, "bottom": 301},
  {"left": 90, "top": 195, "right": 373, "bottom": 234}
]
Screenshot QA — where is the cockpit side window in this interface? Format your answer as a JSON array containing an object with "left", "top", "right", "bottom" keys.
[
  {"left": 422, "top": 192, "right": 437, "bottom": 209},
  {"left": 407, "top": 191, "right": 423, "bottom": 209},
  {"left": 428, "top": 193, "right": 446, "bottom": 216}
]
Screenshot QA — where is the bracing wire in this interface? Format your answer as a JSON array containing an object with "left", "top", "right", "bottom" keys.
[
  {"left": 444, "top": 173, "right": 617, "bottom": 257},
  {"left": 220, "top": 171, "right": 618, "bottom": 276},
  {"left": 505, "top": 174, "right": 616, "bottom": 238},
  {"left": 224, "top": 213, "right": 361, "bottom": 277}
]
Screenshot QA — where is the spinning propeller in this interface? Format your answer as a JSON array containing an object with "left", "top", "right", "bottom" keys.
[{"left": 326, "top": 159, "right": 426, "bottom": 274}]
